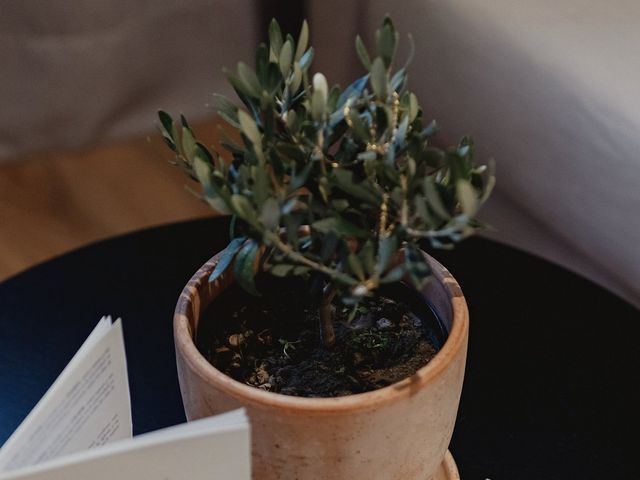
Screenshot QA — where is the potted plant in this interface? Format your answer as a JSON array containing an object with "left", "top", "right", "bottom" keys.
[{"left": 161, "top": 17, "right": 493, "bottom": 480}]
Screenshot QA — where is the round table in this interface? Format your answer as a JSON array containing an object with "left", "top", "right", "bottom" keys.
[{"left": 0, "top": 218, "right": 638, "bottom": 479}]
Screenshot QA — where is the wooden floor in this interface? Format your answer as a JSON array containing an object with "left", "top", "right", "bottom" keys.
[{"left": 0, "top": 120, "right": 224, "bottom": 281}]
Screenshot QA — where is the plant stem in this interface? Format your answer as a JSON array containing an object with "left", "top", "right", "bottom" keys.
[
  {"left": 319, "top": 285, "right": 337, "bottom": 348},
  {"left": 263, "top": 231, "right": 352, "bottom": 283},
  {"left": 263, "top": 231, "right": 345, "bottom": 349},
  {"left": 405, "top": 219, "right": 473, "bottom": 240},
  {"left": 400, "top": 174, "right": 409, "bottom": 226}
]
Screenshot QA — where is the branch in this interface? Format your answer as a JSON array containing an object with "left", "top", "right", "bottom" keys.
[
  {"left": 405, "top": 220, "right": 475, "bottom": 240},
  {"left": 263, "top": 231, "right": 356, "bottom": 286}
]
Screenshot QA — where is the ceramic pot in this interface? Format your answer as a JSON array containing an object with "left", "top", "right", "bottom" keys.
[{"left": 174, "top": 250, "right": 468, "bottom": 480}]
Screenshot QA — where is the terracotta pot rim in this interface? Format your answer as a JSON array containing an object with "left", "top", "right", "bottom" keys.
[{"left": 174, "top": 250, "right": 468, "bottom": 414}]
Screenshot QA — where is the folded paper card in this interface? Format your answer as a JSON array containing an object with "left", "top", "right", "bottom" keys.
[{"left": 0, "top": 317, "right": 251, "bottom": 479}]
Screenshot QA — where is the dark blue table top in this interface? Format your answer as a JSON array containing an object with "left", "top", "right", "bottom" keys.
[{"left": 1, "top": 217, "right": 638, "bottom": 479}]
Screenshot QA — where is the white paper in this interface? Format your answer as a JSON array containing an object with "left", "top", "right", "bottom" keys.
[
  {"left": 0, "top": 317, "right": 252, "bottom": 480},
  {"left": 0, "top": 317, "right": 131, "bottom": 472},
  {"left": 0, "top": 410, "right": 251, "bottom": 480}
]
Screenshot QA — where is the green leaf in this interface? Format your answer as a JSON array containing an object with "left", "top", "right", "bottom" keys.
[
  {"left": 359, "top": 240, "right": 375, "bottom": 277},
  {"left": 293, "top": 266, "right": 311, "bottom": 275},
  {"left": 311, "top": 89, "right": 326, "bottom": 122},
  {"left": 237, "top": 62, "right": 263, "bottom": 98},
  {"left": 238, "top": 110, "right": 261, "bottom": 146},
  {"left": 380, "top": 265, "right": 406, "bottom": 284},
  {"left": 358, "top": 151, "right": 377, "bottom": 162},
  {"left": 458, "top": 144, "right": 471, "bottom": 157},
  {"left": 227, "top": 70, "right": 250, "bottom": 99},
  {"left": 355, "top": 35, "right": 372, "bottom": 69},
  {"left": 408, "top": 93, "right": 419, "bottom": 122},
  {"left": 376, "top": 20, "right": 398, "bottom": 68},
  {"left": 230, "top": 194, "right": 260, "bottom": 228},
  {"left": 158, "top": 111, "right": 174, "bottom": 135},
  {"left": 233, "top": 240, "right": 261, "bottom": 296},
  {"left": 269, "top": 264, "right": 293, "bottom": 277},
  {"left": 290, "top": 63, "right": 303, "bottom": 93},
  {"left": 348, "top": 254, "right": 365, "bottom": 281},
  {"left": 480, "top": 158, "right": 496, "bottom": 203},
  {"left": 318, "top": 176, "right": 330, "bottom": 203},
  {"left": 252, "top": 164, "right": 269, "bottom": 204},
  {"left": 312, "top": 216, "right": 369, "bottom": 238},
  {"left": 420, "top": 147, "right": 445, "bottom": 169},
  {"left": 456, "top": 179, "right": 478, "bottom": 217},
  {"left": 282, "top": 197, "right": 301, "bottom": 214},
  {"left": 285, "top": 109, "right": 299, "bottom": 132},
  {"left": 370, "top": 57, "right": 388, "bottom": 99},
  {"left": 205, "top": 197, "right": 233, "bottom": 214},
  {"left": 270, "top": 263, "right": 310, "bottom": 277},
  {"left": 217, "top": 112, "right": 239, "bottom": 129},
  {"left": 194, "top": 157, "right": 232, "bottom": 215},
  {"left": 158, "top": 127, "right": 176, "bottom": 151},
  {"left": 264, "top": 62, "right": 283, "bottom": 96},
  {"left": 327, "top": 85, "right": 341, "bottom": 111},
  {"left": 331, "top": 169, "right": 380, "bottom": 205},
  {"left": 180, "top": 114, "right": 191, "bottom": 129},
  {"left": 193, "top": 156, "right": 213, "bottom": 190},
  {"left": 376, "top": 235, "right": 398, "bottom": 275},
  {"left": 319, "top": 232, "right": 339, "bottom": 262},
  {"left": 331, "top": 198, "right": 350, "bottom": 211},
  {"left": 395, "top": 115, "right": 409, "bottom": 148},
  {"left": 259, "top": 197, "right": 280, "bottom": 230},
  {"left": 181, "top": 126, "right": 197, "bottom": 161},
  {"left": 405, "top": 243, "right": 431, "bottom": 288},
  {"left": 209, "top": 237, "right": 247, "bottom": 282},
  {"left": 313, "top": 72, "right": 328, "bottom": 99},
  {"left": 348, "top": 110, "right": 371, "bottom": 143},
  {"left": 407, "top": 156, "right": 416, "bottom": 177},
  {"left": 220, "top": 135, "right": 245, "bottom": 156},
  {"left": 312, "top": 73, "right": 328, "bottom": 121},
  {"left": 334, "top": 272, "right": 359, "bottom": 287},
  {"left": 157, "top": 111, "right": 177, "bottom": 151},
  {"left": 422, "top": 119, "right": 439, "bottom": 137},
  {"left": 279, "top": 39, "right": 293, "bottom": 77},
  {"left": 295, "top": 20, "right": 309, "bottom": 61},
  {"left": 276, "top": 142, "right": 304, "bottom": 163},
  {"left": 414, "top": 194, "right": 433, "bottom": 227},
  {"left": 255, "top": 42, "right": 269, "bottom": 81},
  {"left": 390, "top": 67, "right": 407, "bottom": 92},
  {"left": 269, "top": 19, "right": 283, "bottom": 56},
  {"left": 299, "top": 47, "right": 314, "bottom": 71},
  {"left": 336, "top": 74, "right": 369, "bottom": 110},
  {"left": 213, "top": 94, "right": 238, "bottom": 123},
  {"left": 424, "top": 178, "right": 451, "bottom": 220},
  {"left": 289, "top": 158, "right": 313, "bottom": 192}
]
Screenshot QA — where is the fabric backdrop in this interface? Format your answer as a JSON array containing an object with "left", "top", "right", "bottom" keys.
[
  {"left": 309, "top": 0, "right": 640, "bottom": 308},
  {"left": 0, "top": 0, "right": 257, "bottom": 161}
]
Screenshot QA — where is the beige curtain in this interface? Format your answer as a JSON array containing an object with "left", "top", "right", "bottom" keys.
[
  {"left": 0, "top": 0, "right": 258, "bottom": 161},
  {"left": 309, "top": 0, "right": 640, "bottom": 308}
]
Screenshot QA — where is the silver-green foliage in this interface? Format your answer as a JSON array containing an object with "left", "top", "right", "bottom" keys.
[{"left": 158, "top": 17, "right": 494, "bottom": 306}]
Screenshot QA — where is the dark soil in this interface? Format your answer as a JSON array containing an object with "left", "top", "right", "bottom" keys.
[{"left": 196, "top": 276, "right": 443, "bottom": 397}]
